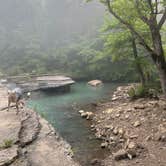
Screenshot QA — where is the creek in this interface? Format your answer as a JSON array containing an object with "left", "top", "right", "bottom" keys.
[{"left": 27, "top": 82, "right": 120, "bottom": 165}]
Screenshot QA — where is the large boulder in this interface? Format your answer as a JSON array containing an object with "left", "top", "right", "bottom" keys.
[{"left": 87, "top": 80, "right": 102, "bottom": 86}]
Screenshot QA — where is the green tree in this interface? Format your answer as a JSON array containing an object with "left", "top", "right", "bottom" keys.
[
  {"left": 101, "top": 17, "right": 148, "bottom": 85},
  {"left": 89, "top": 0, "right": 166, "bottom": 94}
]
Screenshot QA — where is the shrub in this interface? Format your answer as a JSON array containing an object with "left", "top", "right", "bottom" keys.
[
  {"left": 127, "top": 87, "right": 136, "bottom": 98},
  {"left": 128, "top": 84, "right": 155, "bottom": 99},
  {"left": 128, "top": 85, "right": 148, "bottom": 99},
  {"left": 0, "top": 139, "right": 13, "bottom": 149},
  {"left": 135, "top": 85, "right": 147, "bottom": 97}
]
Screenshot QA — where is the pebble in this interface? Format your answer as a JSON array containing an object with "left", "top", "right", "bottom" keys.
[
  {"left": 127, "top": 149, "right": 137, "bottom": 159},
  {"left": 115, "top": 114, "right": 120, "bottom": 118},
  {"left": 133, "top": 121, "right": 141, "bottom": 127},
  {"left": 125, "top": 114, "right": 130, "bottom": 119},
  {"left": 79, "top": 110, "right": 84, "bottom": 114},
  {"left": 101, "top": 142, "right": 108, "bottom": 148},
  {"left": 128, "top": 142, "right": 136, "bottom": 149},
  {"left": 113, "top": 128, "right": 118, "bottom": 135},
  {"left": 129, "top": 135, "right": 138, "bottom": 139},
  {"left": 105, "top": 125, "right": 114, "bottom": 130},
  {"left": 118, "top": 128, "right": 124, "bottom": 135}
]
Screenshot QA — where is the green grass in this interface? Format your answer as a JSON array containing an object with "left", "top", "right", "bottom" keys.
[{"left": 0, "top": 139, "right": 14, "bottom": 149}]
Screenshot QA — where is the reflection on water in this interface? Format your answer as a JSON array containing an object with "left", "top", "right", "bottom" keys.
[{"left": 27, "top": 82, "right": 120, "bottom": 165}]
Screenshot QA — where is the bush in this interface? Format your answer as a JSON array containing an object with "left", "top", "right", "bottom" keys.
[
  {"left": 128, "top": 84, "right": 158, "bottom": 99},
  {"left": 127, "top": 85, "right": 147, "bottom": 99},
  {"left": 127, "top": 87, "right": 136, "bottom": 98},
  {"left": 0, "top": 139, "right": 13, "bottom": 149},
  {"left": 135, "top": 85, "right": 147, "bottom": 97}
]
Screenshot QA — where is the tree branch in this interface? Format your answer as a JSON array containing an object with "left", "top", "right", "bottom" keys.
[
  {"left": 147, "top": 0, "right": 154, "bottom": 14},
  {"left": 154, "top": 0, "right": 158, "bottom": 14},
  {"left": 106, "top": 0, "right": 153, "bottom": 54},
  {"left": 158, "top": 7, "right": 166, "bottom": 30}
]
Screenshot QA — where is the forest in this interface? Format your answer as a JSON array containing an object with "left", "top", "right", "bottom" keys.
[{"left": 0, "top": 0, "right": 166, "bottom": 91}]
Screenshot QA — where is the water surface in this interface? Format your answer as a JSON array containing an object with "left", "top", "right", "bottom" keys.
[{"left": 28, "top": 82, "right": 120, "bottom": 165}]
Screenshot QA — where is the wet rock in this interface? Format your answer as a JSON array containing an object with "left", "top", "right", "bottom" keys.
[
  {"left": 81, "top": 112, "right": 88, "bottom": 118},
  {"left": 133, "top": 121, "right": 141, "bottom": 127},
  {"left": 88, "top": 80, "right": 102, "bottom": 86},
  {"left": 81, "top": 112, "right": 94, "bottom": 120},
  {"left": 79, "top": 110, "right": 84, "bottom": 114},
  {"left": 86, "top": 112, "right": 94, "bottom": 120},
  {"left": 113, "top": 149, "right": 127, "bottom": 161}
]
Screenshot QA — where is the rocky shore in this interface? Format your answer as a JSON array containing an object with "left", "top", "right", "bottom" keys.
[
  {"left": 90, "top": 84, "right": 166, "bottom": 166},
  {"left": 0, "top": 86, "right": 79, "bottom": 166}
]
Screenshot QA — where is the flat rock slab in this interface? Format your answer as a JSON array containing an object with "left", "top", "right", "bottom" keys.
[
  {"left": 0, "top": 86, "right": 79, "bottom": 166},
  {"left": 28, "top": 138, "right": 78, "bottom": 166},
  {"left": 0, "top": 87, "right": 8, "bottom": 110},
  {"left": 27, "top": 117, "right": 79, "bottom": 166},
  {"left": 19, "top": 109, "right": 40, "bottom": 147},
  {"left": 0, "top": 111, "right": 20, "bottom": 145},
  {"left": 0, "top": 145, "right": 18, "bottom": 166}
]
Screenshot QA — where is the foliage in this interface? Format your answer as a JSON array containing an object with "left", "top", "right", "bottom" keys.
[
  {"left": 0, "top": 139, "right": 13, "bottom": 149},
  {"left": 89, "top": 0, "right": 166, "bottom": 94},
  {"left": 128, "top": 85, "right": 148, "bottom": 99},
  {"left": 128, "top": 84, "right": 159, "bottom": 99}
]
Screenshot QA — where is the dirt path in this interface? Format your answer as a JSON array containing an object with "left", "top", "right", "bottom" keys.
[
  {"left": 0, "top": 85, "right": 79, "bottom": 166},
  {"left": 92, "top": 85, "right": 166, "bottom": 166}
]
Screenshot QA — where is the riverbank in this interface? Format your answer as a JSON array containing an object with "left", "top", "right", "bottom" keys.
[
  {"left": 0, "top": 86, "right": 79, "bottom": 166},
  {"left": 91, "top": 84, "right": 166, "bottom": 166}
]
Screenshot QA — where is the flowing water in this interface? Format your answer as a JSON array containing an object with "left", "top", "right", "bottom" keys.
[{"left": 27, "top": 82, "right": 120, "bottom": 165}]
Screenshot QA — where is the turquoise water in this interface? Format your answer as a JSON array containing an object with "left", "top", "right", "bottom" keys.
[{"left": 27, "top": 82, "right": 119, "bottom": 165}]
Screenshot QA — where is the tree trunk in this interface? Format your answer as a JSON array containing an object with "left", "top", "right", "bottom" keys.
[
  {"left": 153, "top": 54, "right": 166, "bottom": 94},
  {"left": 150, "top": 20, "right": 166, "bottom": 94},
  {"left": 131, "top": 34, "right": 145, "bottom": 86}
]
